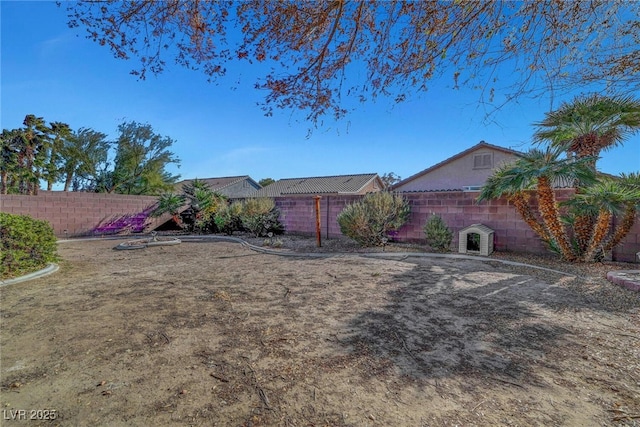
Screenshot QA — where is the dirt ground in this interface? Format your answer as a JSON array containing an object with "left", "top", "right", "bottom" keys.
[{"left": 1, "top": 236, "right": 639, "bottom": 426}]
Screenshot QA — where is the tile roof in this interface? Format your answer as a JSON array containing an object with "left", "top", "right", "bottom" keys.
[
  {"left": 175, "top": 176, "right": 255, "bottom": 192},
  {"left": 252, "top": 173, "right": 382, "bottom": 197}
]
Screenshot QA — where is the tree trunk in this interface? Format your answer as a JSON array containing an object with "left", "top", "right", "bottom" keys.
[
  {"left": 509, "top": 192, "right": 550, "bottom": 242},
  {"left": 536, "top": 176, "right": 576, "bottom": 260},
  {"left": 574, "top": 214, "right": 595, "bottom": 255},
  {"left": 1, "top": 171, "right": 7, "bottom": 194},
  {"left": 582, "top": 209, "right": 612, "bottom": 262},
  {"left": 603, "top": 204, "right": 637, "bottom": 251},
  {"left": 63, "top": 173, "right": 73, "bottom": 192}
]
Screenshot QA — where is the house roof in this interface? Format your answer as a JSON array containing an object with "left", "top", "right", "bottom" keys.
[
  {"left": 252, "top": 173, "right": 383, "bottom": 197},
  {"left": 175, "top": 176, "right": 258, "bottom": 193},
  {"left": 392, "top": 141, "right": 523, "bottom": 190}
]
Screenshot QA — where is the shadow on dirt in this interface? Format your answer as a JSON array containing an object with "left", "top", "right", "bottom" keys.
[{"left": 341, "top": 258, "right": 600, "bottom": 386}]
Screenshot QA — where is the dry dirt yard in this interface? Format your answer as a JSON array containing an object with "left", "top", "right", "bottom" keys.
[{"left": 1, "top": 236, "right": 639, "bottom": 426}]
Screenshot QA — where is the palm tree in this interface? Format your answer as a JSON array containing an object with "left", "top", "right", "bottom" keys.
[
  {"left": 21, "top": 114, "right": 51, "bottom": 195},
  {"left": 534, "top": 94, "right": 640, "bottom": 166},
  {"left": 150, "top": 193, "right": 186, "bottom": 228},
  {"left": 602, "top": 173, "right": 640, "bottom": 253},
  {"left": 479, "top": 147, "right": 596, "bottom": 260},
  {"left": 534, "top": 94, "right": 640, "bottom": 255},
  {"left": 480, "top": 165, "right": 550, "bottom": 243},
  {"left": 566, "top": 178, "right": 640, "bottom": 261}
]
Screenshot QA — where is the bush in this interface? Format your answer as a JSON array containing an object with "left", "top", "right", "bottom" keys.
[
  {"left": 0, "top": 213, "right": 59, "bottom": 279},
  {"left": 193, "top": 192, "right": 229, "bottom": 233},
  {"left": 423, "top": 214, "right": 453, "bottom": 252},
  {"left": 239, "top": 198, "right": 284, "bottom": 237},
  {"left": 337, "top": 192, "right": 410, "bottom": 246},
  {"left": 214, "top": 201, "right": 244, "bottom": 235}
]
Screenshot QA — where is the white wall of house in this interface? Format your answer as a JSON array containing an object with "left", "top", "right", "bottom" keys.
[{"left": 395, "top": 148, "right": 519, "bottom": 192}]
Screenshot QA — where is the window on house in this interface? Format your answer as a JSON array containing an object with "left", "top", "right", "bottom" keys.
[{"left": 473, "top": 153, "right": 493, "bottom": 169}]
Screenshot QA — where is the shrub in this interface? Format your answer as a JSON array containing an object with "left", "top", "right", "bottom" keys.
[
  {"left": 337, "top": 192, "right": 410, "bottom": 246},
  {"left": 239, "top": 198, "right": 284, "bottom": 237},
  {"left": 214, "top": 201, "right": 244, "bottom": 235},
  {"left": 0, "top": 213, "right": 59, "bottom": 279},
  {"left": 193, "top": 192, "right": 229, "bottom": 233},
  {"left": 423, "top": 214, "right": 453, "bottom": 252}
]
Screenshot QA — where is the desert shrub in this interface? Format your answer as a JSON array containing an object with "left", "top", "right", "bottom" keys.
[
  {"left": 239, "top": 198, "right": 284, "bottom": 237},
  {"left": 193, "top": 192, "right": 229, "bottom": 233},
  {"left": 214, "top": 201, "right": 244, "bottom": 235},
  {"left": 423, "top": 214, "right": 453, "bottom": 252},
  {"left": 337, "top": 192, "right": 410, "bottom": 246},
  {"left": 0, "top": 213, "right": 59, "bottom": 279}
]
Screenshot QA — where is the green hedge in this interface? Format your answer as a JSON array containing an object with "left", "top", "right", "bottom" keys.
[{"left": 0, "top": 213, "right": 59, "bottom": 280}]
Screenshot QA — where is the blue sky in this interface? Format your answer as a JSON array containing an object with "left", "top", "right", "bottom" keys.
[{"left": 2, "top": 1, "right": 638, "bottom": 188}]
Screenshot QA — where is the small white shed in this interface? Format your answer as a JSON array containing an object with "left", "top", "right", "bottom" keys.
[{"left": 459, "top": 224, "right": 494, "bottom": 256}]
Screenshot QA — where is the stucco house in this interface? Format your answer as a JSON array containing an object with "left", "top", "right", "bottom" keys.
[
  {"left": 175, "top": 176, "right": 261, "bottom": 199},
  {"left": 392, "top": 141, "right": 522, "bottom": 192},
  {"left": 251, "top": 173, "right": 384, "bottom": 197}
]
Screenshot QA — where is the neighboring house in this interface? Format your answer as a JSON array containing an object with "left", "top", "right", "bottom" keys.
[
  {"left": 175, "top": 176, "right": 261, "bottom": 199},
  {"left": 252, "top": 173, "right": 384, "bottom": 197},
  {"left": 392, "top": 141, "right": 522, "bottom": 192}
]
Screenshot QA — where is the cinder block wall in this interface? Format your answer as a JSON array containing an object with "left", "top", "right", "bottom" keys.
[
  {"left": 0, "top": 191, "right": 160, "bottom": 237},
  {"left": 1, "top": 190, "right": 638, "bottom": 262},
  {"left": 274, "top": 190, "right": 640, "bottom": 263}
]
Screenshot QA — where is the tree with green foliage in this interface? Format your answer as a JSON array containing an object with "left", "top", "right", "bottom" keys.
[
  {"left": 102, "top": 121, "right": 181, "bottom": 195},
  {"left": 150, "top": 192, "right": 186, "bottom": 229},
  {"left": 1, "top": 129, "right": 21, "bottom": 194},
  {"left": 479, "top": 147, "right": 597, "bottom": 261},
  {"left": 602, "top": 173, "right": 640, "bottom": 253},
  {"left": 564, "top": 177, "right": 640, "bottom": 262},
  {"left": 60, "top": 128, "right": 111, "bottom": 191},
  {"left": 534, "top": 94, "right": 640, "bottom": 254},
  {"left": 181, "top": 179, "right": 228, "bottom": 233},
  {"left": 43, "top": 122, "right": 72, "bottom": 191},
  {"left": 19, "top": 115, "right": 51, "bottom": 195},
  {"left": 63, "top": 2, "right": 639, "bottom": 122},
  {"left": 534, "top": 94, "right": 640, "bottom": 168},
  {"left": 258, "top": 178, "right": 275, "bottom": 187},
  {"left": 380, "top": 172, "right": 402, "bottom": 190}
]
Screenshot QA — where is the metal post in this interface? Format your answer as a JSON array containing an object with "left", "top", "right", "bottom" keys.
[{"left": 314, "top": 196, "right": 322, "bottom": 247}]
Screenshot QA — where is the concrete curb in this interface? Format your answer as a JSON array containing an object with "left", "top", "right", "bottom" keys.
[
  {"left": 0, "top": 263, "right": 59, "bottom": 287},
  {"left": 606, "top": 270, "right": 640, "bottom": 292}
]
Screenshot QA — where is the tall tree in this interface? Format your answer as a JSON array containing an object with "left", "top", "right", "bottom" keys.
[
  {"left": 105, "top": 121, "right": 180, "bottom": 195},
  {"left": 60, "top": 128, "right": 111, "bottom": 191},
  {"left": 602, "top": 173, "right": 640, "bottom": 253},
  {"left": 565, "top": 178, "right": 640, "bottom": 262},
  {"left": 44, "top": 122, "right": 72, "bottom": 191},
  {"left": 534, "top": 94, "right": 640, "bottom": 168},
  {"left": 20, "top": 115, "right": 51, "bottom": 195},
  {"left": 381, "top": 172, "right": 401, "bottom": 190},
  {"left": 63, "top": 1, "right": 640, "bottom": 122},
  {"left": 478, "top": 147, "right": 596, "bottom": 261},
  {"left": 0, "top": 129, "right": 21, "bottom": 194},
  {"left": 534, "top": 93, "right": 640, "bottom": 254}
]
